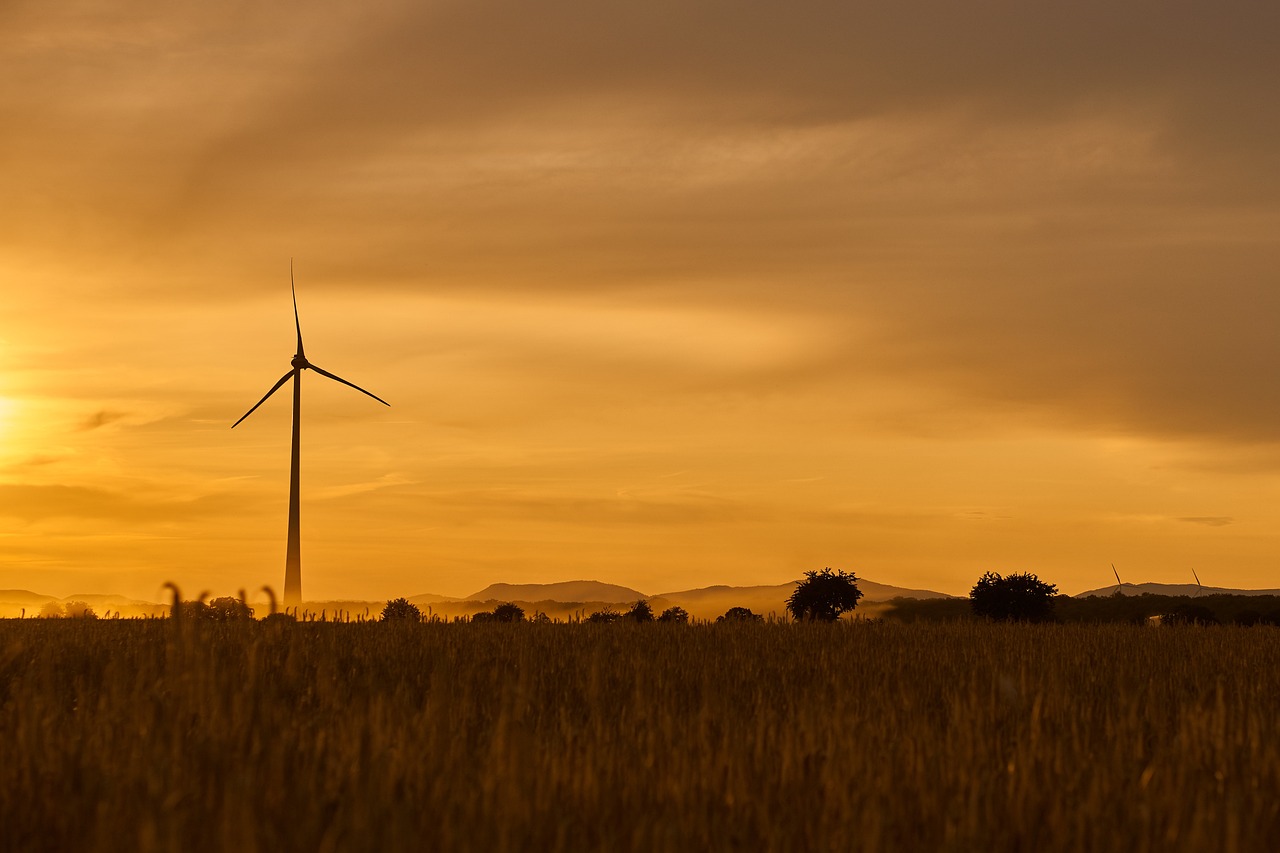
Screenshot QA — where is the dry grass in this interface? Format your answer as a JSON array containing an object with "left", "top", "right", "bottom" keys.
[{"left": 1, "top": 620, "right": 1277, "bottom": 851}]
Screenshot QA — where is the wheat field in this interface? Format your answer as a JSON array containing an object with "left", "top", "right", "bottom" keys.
[{"left": 1, "top": 619, "right": 1277, "bottom": 852}]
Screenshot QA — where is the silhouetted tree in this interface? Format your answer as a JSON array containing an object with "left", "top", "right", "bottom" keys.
[
  {"left": 969, "top": 572, "right": 1058, "bottom": 622},
  {"left": 717, "top": 606, "right": 763, "bottom": 623},
  {"left": 380, "top": 598, "right": 422, "bottom": 622},
  {"left": 207, "top": 596, "right": 254, "bottom": 621},
  {"left": 624, "top": 600, "right": 654, "bottom": 623},
  {"left": 586, "top": 607, "right": 621, "bottom": 624},
  {"left": 180, "top": 600, "right": 212, "bottom": 620},
  {"left": 38, "top": 602, "right": 64, "bottom": 619},
  {"left": 492, "top": 602, "right": 525, "bottom": 623},
  {"left": 658, "top": 606, "right": 690, "bottom": 624},
  {"left": 63, "top": 601, "right": 98, "bottom": 619},
  {"left": 470, "top": 611, "right": 495, "bottom": 623},
  {"left": 786, "top": 567, "right": 863, "bottom": 622}
]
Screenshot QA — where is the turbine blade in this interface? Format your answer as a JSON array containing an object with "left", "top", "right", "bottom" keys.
[
  {"left": 232, "top": 369, "right": 296, "bottom": 428},
  {"left": 291, "top": 259, "right": 305, "bottom": 357},
  {"left": 309, "top": 364, "right": 390, "bottom": 406},
  {"left": 1112, "top": 563, "right": 1122, "bottom": 585},
  {"left": 1192, "top": 567, "right": 1202, "bottom": 587}
]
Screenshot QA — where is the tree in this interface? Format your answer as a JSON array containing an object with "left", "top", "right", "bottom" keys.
[
  {"left": 969, "top": 572, "right": 1058, "bottom": 622},
  {"left": 207, "top": 597, "right": 254, "bottom": 621},
  {"left": 38, "top": 602, "right": 65, "bottom": 619},
  {"left": 586, "top": 607, "right": 620, "bottom": 624},
  {"left": 624, "top": 600, "right": 654, "bottom": 623},
  {"left": 492, "top": 602, "right": 525, "bottom": 623},
  {"left": 179, "top": 599, "right": 212, "bottom": 620},
  {"left": 786, "top": 567, "right": 863, "bottom": 622},
  {"left": 717, "top": 606, "right": 763, "bottom": 623},
  {"left": 381, "top": 598, "right": 422, "bottom": 622},
  {"left": 658, "top": 606, "right": 689, "bottom": 624},
  {"left": 63, "top": 601, "right": 98, "bottom": 619}
]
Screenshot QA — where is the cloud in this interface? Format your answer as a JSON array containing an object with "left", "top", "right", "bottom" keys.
[
  {"left": 0, "top": 483, "right": 255, "bottom": 523},
  {"left": 1177, "top": 516, "right": 1234, "bottom": 528},
  {"left": 78, "top": 410, "right": 129, "bottom": 431}
]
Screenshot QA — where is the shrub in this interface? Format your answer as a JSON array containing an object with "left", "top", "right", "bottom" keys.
[
  {"left": 586, "top": 607, "right": 620, "bottom": 624},
  {"left": 969, "top": 572, "right": 1058, "bottom": 622},
  {"left": 63, "top": 601, "right": 98, "bottom": 619},
  {"left": 180, "top": 600, "right": 212, "bottom": 620},
  {"left": 624, "top": 600, "right": 654, "bottom": 623},
  {"left": 207, "top": 597, "right": 254, "bottom": 621},
  {"left": 38, "top": 602, "right": 65, "bottom": 619},
  {"left": 380, "top": 598, "right": 422, "bottom": 623},
  {"left": 658, "top": 606, "right": 690, "bottom": 624},
  {"left": 492, "top": 603, "right": 525, "bottom": 623},
  {"left": 717, "top": 607, "right": 763, "bottom": 623},
  {"left": 786, "top": 567, "right": 864, "bottom": 622}
]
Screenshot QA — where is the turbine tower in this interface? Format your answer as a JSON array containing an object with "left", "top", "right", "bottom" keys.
[{"left": 233, "top": 266, "right": 389, "bottom": 608}]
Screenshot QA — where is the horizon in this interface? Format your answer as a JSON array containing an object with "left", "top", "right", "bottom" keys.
[
  {"left": 4, "top": 3, "right": 1280, "bottom": 602},
  {"left": 4, "top": 572, "right": 1275, "bottom": 607}
]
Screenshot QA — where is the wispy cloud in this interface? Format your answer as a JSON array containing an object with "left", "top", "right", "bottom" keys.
[
  {"left": 78, "top": 410, "right": 129, "bottom": 431},
  {"left": 1177, "top": 516, "right": 1234, "bottom": 528}
]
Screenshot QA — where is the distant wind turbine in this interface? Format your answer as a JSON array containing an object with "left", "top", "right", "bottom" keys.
[
  {"left": 1191, "top": 567, "right": 1203, "bottom": 598},
  {"left": 1111, "top": 563, "right": 1124, "bottom": 597},
  {"left": 232, "top": 265, "right": 389, "bottom": 607}
]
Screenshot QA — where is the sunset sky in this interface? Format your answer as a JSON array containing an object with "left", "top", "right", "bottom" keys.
[{"left": 2, "top": 1, "right": 1279, "bottom": 601}]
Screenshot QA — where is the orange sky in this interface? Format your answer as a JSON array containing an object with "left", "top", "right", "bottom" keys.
[{"left": 2, "top": 1, "right": 1279, "bottom": 600}]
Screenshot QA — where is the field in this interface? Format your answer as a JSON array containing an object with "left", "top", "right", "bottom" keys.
[{"left": 1, "top": 620, "right": 1277, "bottom": 852}]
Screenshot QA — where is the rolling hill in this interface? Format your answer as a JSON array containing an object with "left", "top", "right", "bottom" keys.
[
  {"left": 466, "top": 581, "right": 647, "bottom": 604},
  {"left": 1074, "top": 582, "right": 1280, "bottom": 598}
]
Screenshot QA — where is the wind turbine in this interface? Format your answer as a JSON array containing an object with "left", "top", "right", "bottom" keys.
[
  {"left": 232, "top": 266, "right": 389, "bottom": 608},
  {"left": 1111, "top": 563, "right": 1124, "bottom": 597},
  {"left": 1191, "top": 567, "right": 1203, "bottom": 598}
]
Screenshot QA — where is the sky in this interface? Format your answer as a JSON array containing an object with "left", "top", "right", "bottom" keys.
[{"left": 2, "top": 1, "right": 1279, "bottom": 601}]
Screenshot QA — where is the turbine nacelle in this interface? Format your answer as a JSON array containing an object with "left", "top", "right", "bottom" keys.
[{"left": 292, "top": 353, "right": 310, "bottom": 369}]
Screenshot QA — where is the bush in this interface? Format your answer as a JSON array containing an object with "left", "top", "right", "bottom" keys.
[
  {"left": 492, "top": 603, "right": 525, "bottom": 623},
  {"left": 658, "top": 606, "right": 689, "bottom": 624},
  {"left": 180, "top": 600, "right": 212, "bottom": 620},
  {"left": 624, "top": 601, "right": 654, "bottom": 623},
  {"left": 207, "top": 597, "right": 254, "bottom": 621},
  {"left": 38, "top": 602, "right": 65, "bottom": 619},
  {"left": 786, "top": 567, "right": 864, "bottom": 622},
  {"left": 717, "top": 607, "right": 763, "bottom": 623},
  {"left": 63, "top": 601, "right": 98, "bottom": 619},
  {"left": 586, "top": 607, "right": 620, "bottom": 624},
  {"left": 381, "top": 598, "right": 422, "bottom": 623},
  {"left": 969, "top": 572, "right": 1058, "bottom": 622}
]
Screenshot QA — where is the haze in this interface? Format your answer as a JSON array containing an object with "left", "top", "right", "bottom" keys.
[{"left": 2, "top": 1, "right": 1278, "bottom": 600}]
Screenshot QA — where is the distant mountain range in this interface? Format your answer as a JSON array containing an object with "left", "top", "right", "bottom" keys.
[
  {"left": 456, "top": 577, "right": 956, "bottom": 620},
  {"left": 0, "top": 590, "right": 169, "bottom": 619},
  {"left": 1073, "top": 582, "right": 1280, "bottom": 598}
]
